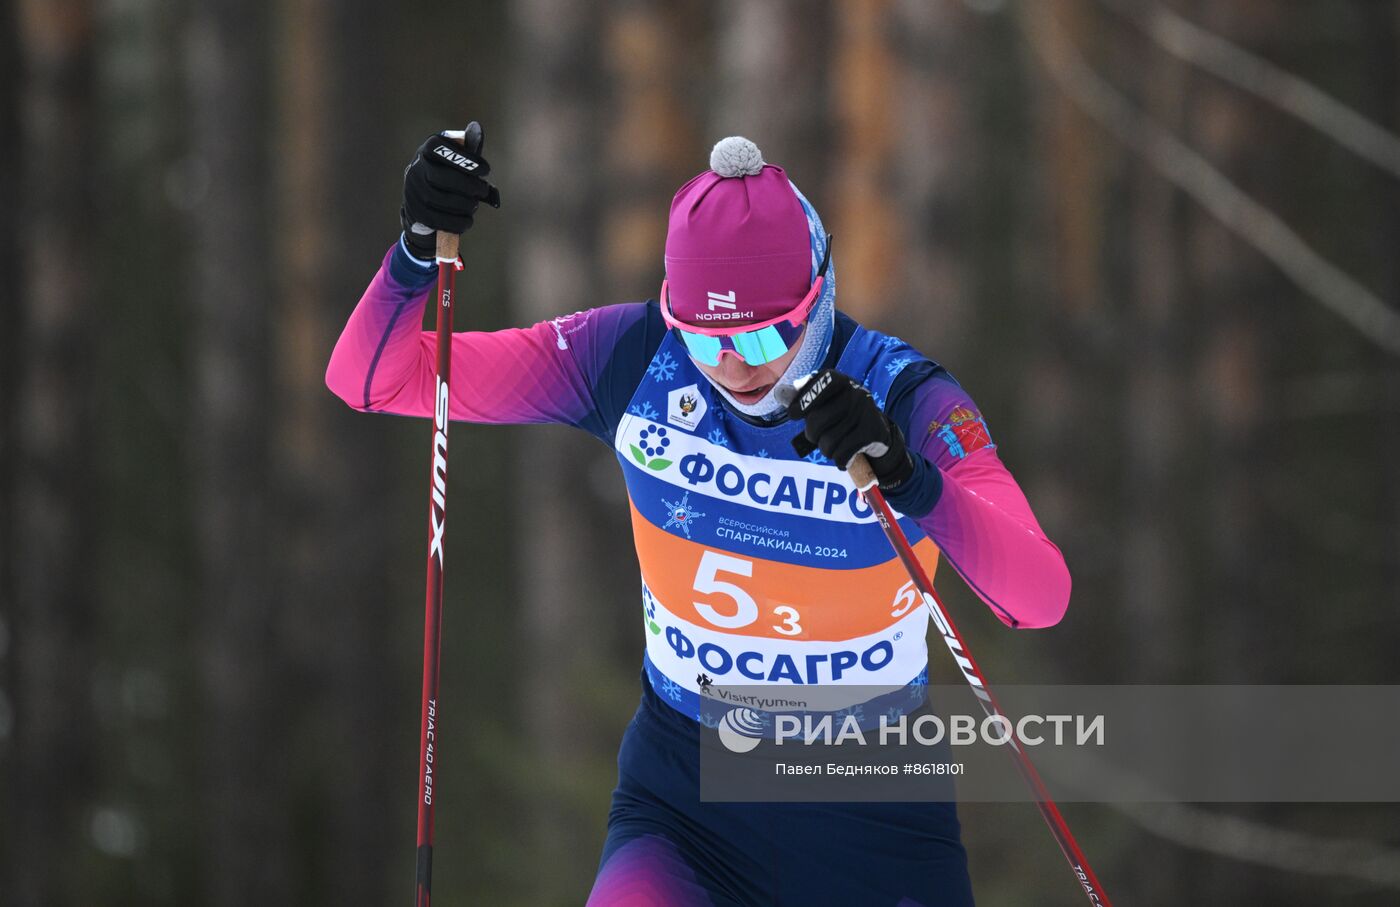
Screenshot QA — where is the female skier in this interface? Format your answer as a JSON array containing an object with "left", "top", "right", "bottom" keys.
[{"left": 327, "top": 125, "right": 1071, "bottom": 906}]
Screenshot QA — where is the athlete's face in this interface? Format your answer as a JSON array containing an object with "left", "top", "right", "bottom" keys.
[{"left": 690, "top": 325, "right": 806, "bottom": 406}]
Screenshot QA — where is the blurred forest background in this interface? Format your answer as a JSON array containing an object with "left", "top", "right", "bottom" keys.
[{"left": 3, "top": 0, "right": 1400, "bottom": 904}]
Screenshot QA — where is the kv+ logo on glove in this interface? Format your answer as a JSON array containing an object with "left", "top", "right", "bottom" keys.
[{"left": 784, "top": 369, "right": 915, "bottom": 490}]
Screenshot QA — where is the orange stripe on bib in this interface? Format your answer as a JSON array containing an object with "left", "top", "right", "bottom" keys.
[{"left": 629, "top": 500, "right": 940, "bottom": 642}]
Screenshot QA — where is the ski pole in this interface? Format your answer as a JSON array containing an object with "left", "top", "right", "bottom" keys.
[
  {"left": 842, "top": 449, "right": 1112, "bottom": 905},
  {"left": 415, "top": 128, "right": 466, "bottom": 907}
]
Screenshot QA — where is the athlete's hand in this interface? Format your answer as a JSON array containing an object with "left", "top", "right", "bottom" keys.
[
  {"left": 785, "top": 369, "right": 914, "bottom": 489},
  {"left": 400, "top": 121, "right": 501, "bottom": 259}
]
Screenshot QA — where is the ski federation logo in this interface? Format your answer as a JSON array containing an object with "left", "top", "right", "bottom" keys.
[
  {"left": 667, "top": 383, "right": 708, "bottom": 431},
  {"left": 629, "top": 425, "right": 673, "bottom": 471},
  {"left": 661, "top": 491, "right": 705, "bottom": 538},
  {"left": 717, "top": 707, "right": 766, "bottom": 754}
]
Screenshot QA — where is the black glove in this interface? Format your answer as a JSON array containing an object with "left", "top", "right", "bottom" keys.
[
  {"left": 400, "top": 121, "right": 501, "bottom": 259},
  {"left": 784, "top": 369, "right": 915, "bottom": 489}
]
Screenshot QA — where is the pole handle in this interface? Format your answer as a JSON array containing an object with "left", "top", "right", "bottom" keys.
[
  {"left": 848, "top": 452, "right": 878, "bottom": 492},
  {"left": 435, "top": 128, "right": 466, "bottom": 262}
]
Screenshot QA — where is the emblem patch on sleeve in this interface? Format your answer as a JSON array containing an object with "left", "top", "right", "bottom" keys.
[{"left": 928, "top": 405, "right": 994, "bottom": 459}]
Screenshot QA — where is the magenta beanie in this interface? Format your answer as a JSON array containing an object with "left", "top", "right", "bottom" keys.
[{"left": 663, "top": 137, "right": 812, "bottom": 328}]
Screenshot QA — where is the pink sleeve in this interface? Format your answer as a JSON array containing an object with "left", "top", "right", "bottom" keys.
[
  {"left": 325, "top": 246, "right": 629, "bottom": 427},
  {"left": 903, "top": 383, "right": 1071, "bottom": 629}
]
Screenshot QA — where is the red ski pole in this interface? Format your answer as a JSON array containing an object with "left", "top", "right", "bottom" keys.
[
  {"left": 841, "top": 446, "right": 1112, "bottom": 907},
  {"left": 415, "top": 151, "right": 462, "bottom": 907}
]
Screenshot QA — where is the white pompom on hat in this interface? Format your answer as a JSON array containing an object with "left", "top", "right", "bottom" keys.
[{"left": 709, "top": 136, "right": 765, "bottom": 178}]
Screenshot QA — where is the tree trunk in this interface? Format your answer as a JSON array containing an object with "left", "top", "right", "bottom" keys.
[
  {"left": 828, "top": 0, "right": 901, "bottom": 324},
  {"left": 1122, "top": 0, "right": 1188, "bottom": 685},
  {"left": 1362, "top": 0, "right": 1400, "bottom": 673},
  {"left": 0, "top": 8, "right": 19, "bottom": 869},
  {"left": 1121, "top": 4, "right": 1190, "bottom": 900},
  {"left": 507, "top": 1, "right": 607, "bottom": 900},
  {"left": 850, "top": 0, "right": 975, "bottom": 342},
  {"left": 4, "top": 2, "right": 99, "bottom": 905},
  {"left": 1020, "top": 0, "right": 1116, "bottom": 677},
  {"left": 712, "top": 0, "right": 826, "bottom": 178},
  {"left": 1187, "top": 1, "right": 1273, "bottom": 900},
  {"left": 273, "top": 0, "right": 397, "bottom": 902},
  {"left": 183, "top": 1, "right": 288, "bottom": 903},
  {"left": 599, "top": 2, "right": 698, "bottom": 308}
]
